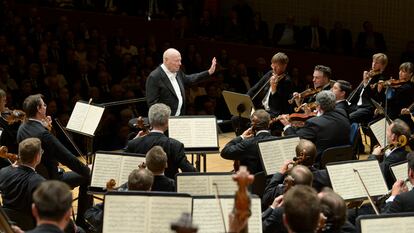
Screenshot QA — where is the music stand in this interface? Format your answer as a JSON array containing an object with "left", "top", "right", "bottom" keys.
[{"left": 222, "top": 90, "right": 254, "bottom": 119}]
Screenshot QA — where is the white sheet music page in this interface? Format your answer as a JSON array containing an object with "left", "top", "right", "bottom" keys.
[
  {"left": 103, "top": 195, "right": 149, "bottom": 233},
  {"left": 327, "top": 160, "right": 388, "bottom": 200},
  {"left": 370, "top": 118, "right": 389, "bottom": 147},
  {"left": 210, "top": 175, "right": 238, "bottom": 195},
  {"left": 91, "top": 153, "right": 122, "bottom": 188},
  {"left": 192, "top": 197, "right": 262, "bottom": 233},
  {"left": 168, "top": 117, "right": 218, "bottom": 148},
  {"left": 258, "top": 137, "right": 300, "bottom": 175},
  {"left": 67, "top": 102, "right": 89, "bottom": 132},
  {"left": 391, "top": 162, "right": 413, "bottom": 190},
  {"left": 118, "top": 156, "right": 146, "bottom": 185},
  {"left": 360, "top": 216, "right": 414, "bottom": 233},
  {"left": 82, "top": 104, "right": 105, "bottom": 135},
  {"left": 177, "top": 175, "right": 210, "bottom": 195}
]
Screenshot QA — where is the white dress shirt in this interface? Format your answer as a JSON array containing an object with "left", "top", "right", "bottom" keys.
[{"left": 161, "top": 64, "right": 183, "bottom": 116}]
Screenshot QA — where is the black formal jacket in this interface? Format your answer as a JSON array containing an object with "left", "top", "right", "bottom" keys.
[
  {"left": 26, "top": 224, "right": 63, "bottom": 233},
  {"left": 284, "top": 108, "right": 350, "bottom": 160},
  {"left": 152, "top": 175, "right": 175, "bottom": 192},
  {"left": 16, "top": 120, "right": 90, "bottom": 180},
  {"left": 0, "top": 165, "right": 45, "bottom": 216},
  {"left": 383, "top": 188, "right": 414, "bottom": 213},
  {"left": 220, "top": 131, "right": 276, "bottom": 174},
  {"left": 125, "top": 132, "right": 196, "bottom": 179},
  {"left": 146, "top": 66, "right": 210, "bottom": 116},
  {"left": 372, "top": 147, "right": 408, "bottom": 189},
  {"left": 335, "top": 100, "right": 351, "bottom": 117},
  {"left": 385, "top": 82, "right": 414, "bottom": 120},
  {"left": 348, "top": 73, "right": 384, "bottom": 109},
  {"left": 247, "top": 71, "right": 293, "bottom": 116}
]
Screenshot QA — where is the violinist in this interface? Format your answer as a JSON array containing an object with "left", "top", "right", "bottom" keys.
[
  {"left": 261, "top": 139, "right": 330, "bottom": 210},
  {"left": 348, "top": 53, "right": 388, "bottom": 124},
  {"left": 221, "top": 109, "right": 276, "bottom": 174},
  {"left": 376, "top": 62, "right": 414, "bottom": 120},
  {"left": 16, "top": 94, "right": 92, "bottom": 229},
  {"left": 281, "top": 91, "right": 350, "bottom": 165},
  {"left": 232, "top": 52, "right": 293, "bottom": 136},
  {"left": 331, "top": 80, "right": 352, "bottom": 117},
  {"left": 0, "top": 89, "right": 22, "bottom": 158},
  {"left": 291, "top": 65, "right": 333, "bottom": 108},
  {"left": 368, "top": 119, "right": 411, "bottom": 189}
]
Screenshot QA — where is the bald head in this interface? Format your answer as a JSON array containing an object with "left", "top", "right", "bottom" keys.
[{"left": 163, "top": 48, "right": 181, "bottom": 73}]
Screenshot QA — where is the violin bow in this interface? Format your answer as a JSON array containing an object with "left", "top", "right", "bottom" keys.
[
  {"left": 54, "top": 118, "right": 88, "bottom": 164},
  {"left": 212, "top": 182, "right": 228, "bottom": 233}
]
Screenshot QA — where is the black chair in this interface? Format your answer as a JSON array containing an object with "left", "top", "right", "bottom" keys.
[
  {"left": 1, "top": 207, "right": 35, "bottom": 231},
  {"left": 349, "top": 123, "right": 361, "bottom": 159},
  {"left": 249, "top": 171, "right": 266, "bottom": 198},
  {"left": 320, "top": 145, "right": 354, "bottom": 168}
]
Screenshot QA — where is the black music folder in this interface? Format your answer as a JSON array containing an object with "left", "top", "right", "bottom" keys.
[
  {"left": 89, "top": 151, "right": 145, "bottom": 193},
  {"left": 222, "top": 90, "right": 254, "bottom": 119},
  {"left": 168, "top": 115, "right": 219, "bottom": 152}
]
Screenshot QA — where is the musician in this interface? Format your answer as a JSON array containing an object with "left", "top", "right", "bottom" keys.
[
  {"left": 125, "top": 103, "right": 197, "bottom": 179},
  {"left": 348, "top": 53, "right": 388, "bottom": 124},
  {"left": 16, "top": 94, "right": 91, "bottom": 228},
  {"left": 26, "top": 181, "right": 73, "bottom": 233},
  {"left": 221, "top": 109, "right": 276, "bottom": 174},
  {"left": 0, "top": 89, "right": 21, "bottom": 157},
  {"left": 383, "top": 152, "right": 414, "bottom": 213},
  {"left": 145, "top": 145, "right": 175, "bottom": 192},
  {"left": 292, "top": 65, "right": 333, "bottom": 108},
  {"left": 369, "top": 119, "right": 411, "bottom": 189},
  {"left": 145, "top": 48, "right": 216, "bottom": 116},
  {"left": 376, "top": 62, "right": 414, "bottom": 120},
  {"left": 331, "top": 80, "right": 352, "bottom": 116},
  {"left": 0, "top": 138, "right": 45, "bottom": 230},
  {"left": 261, "top": 139, "right": 331, "bottom": 209},
  {"left": 280, "top": 91, "right": 350, "bottom": 164},
  {"left": 85, "top": 168, "right": 154, "bottom": 233},
  {"left": 232, "top": 52, "right": 293, "bottom": 136},
  {"left": 262, "top": 185, "right": 321, "bottom": 233}
]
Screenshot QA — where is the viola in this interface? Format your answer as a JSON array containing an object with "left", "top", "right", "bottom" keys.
[
  {"left": 232, "top": 166, "right": 254, "bottom": 233},
  {"left": 0, "top": 146, "right": 18, "bottom": 163},
  {"left": 288, "top": 87, "right": 322, "bottom": 104},
  {"left": 1, "top": 109, "right": 25, "bottom": 125}
]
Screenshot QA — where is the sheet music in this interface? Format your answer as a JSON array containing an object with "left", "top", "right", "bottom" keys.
[
  {"left": 177, "top": 175, "right": 210, "bottom": 195},
  {"left": 82, "top": 105, "right": 105, "bottom": 135},
  {"left": 148, "top": 196, "right": 192, "bottom": 233},
  {"left": 103, "top": 195, "right": 149, "bottom": 233},
  {"left": 360, "top": 216, "right": 414, "bottom": 233},
  {"left": 67, "top": 102, "right": 89, "bottom": 132},
  {"left": 103, "top": 195, "right": 192, "bottom": 233},
  {"left": 327, "top": 160, "right": 388, "bottom": 200},
  {"left": 91, "top": 153, "right": 122, "bottom": 188},
  {"left": 258, "top": 137, "right": 300, "bottom": 175},
  {"left": 169, "top": 117, "right": 218, "bottom": 148},
  {"left": 210, "top": 175, "right": 238, "bottom": 195},
  {"left": 119, "top": 156, "right": 146, "bottom": 185},
  {"left": 66, "top": 102, "right": 105, "bottom": 136},
  {"left": 391, "top": 162, "right": 413, "bottom": 190},
  {"left": 370, "top": 118, "right": 389, "bottom": 147},
  {"left": 192, "top": 197, "right": 262, "bottom": 233}
]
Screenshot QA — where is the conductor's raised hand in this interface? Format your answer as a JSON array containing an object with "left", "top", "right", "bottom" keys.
[{"left": 208, "top": 57, "right": 217, "bottom": 75}]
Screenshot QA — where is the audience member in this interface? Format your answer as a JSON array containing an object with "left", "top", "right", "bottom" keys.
[{"left": 355, "top": 21, "right": 387, "bottom": 58}]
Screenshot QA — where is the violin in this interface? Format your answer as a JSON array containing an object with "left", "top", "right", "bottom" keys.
[
  {"left": 0, "top": 146, "right": 18, "bottom": 163},
  {"left": 41, "top": 116, "right": 53, "bottom": 132},
  {"left": 288, "top": 87, "right": 322, "bottom": 105},
  {"left": 347, "top": 69, "right": 382, "bottom": 102},
  {"left": 106, "top": 178, "right": 119, "bottom": 191},
  {"left": 377, "top": 79, "right": 409, "bottom": 88},
  {"left": 273, "top": 112, "right": 317, "bottom": 128},
  {"left": 232, "top": 166, "right": 254, "bottom": 233},
  {"left": 294, "top": 102, "right": 318, "bottom": 113},
  {"left": 1, "top": 109, "right": 26, "bottom": 125},
  {"left": 136, "top": 116, "right": 150, "bottom": 136}
]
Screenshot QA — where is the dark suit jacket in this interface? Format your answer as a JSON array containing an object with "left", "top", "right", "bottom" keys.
[
  {"left": 284, "top": 109, "right": 351, "bottom": 160},
  {"left": 247, "top": 71, "right": 293, "bottom": 116},
  {"left": 125, "top": 132, "right": 197, "bottom": 179},
  {"left": 0, "top": 165, "right": 45, "bottom": 220},
  {"left": 379, "top": 148, "right": 408, "bottom": 189},
  {"left": 348, "top": 73, "right": 384, "bottom": 109},
  {"left": 336, "top": 100, "right": 351, "bottom": 117},
  {"left": 386, "top": 82, "right": 414, "bottom": 120},
  {"left": 146, "top": 66, "right": 211, "bottom": 115},
  {"left": 16, "top": 120, "right": 90, "bottom": 180},
  {"left": 220, "top": 131, "right": 276, "bottom": 174},
  {"left": 383, "top": 188, "right": 414, "bottom": 213},
  {"left": 26, "top": 224, "right": 63, "bottom": 233},
  {"left": 152, "top": 175, "right": 175, "bottom": 192}
]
